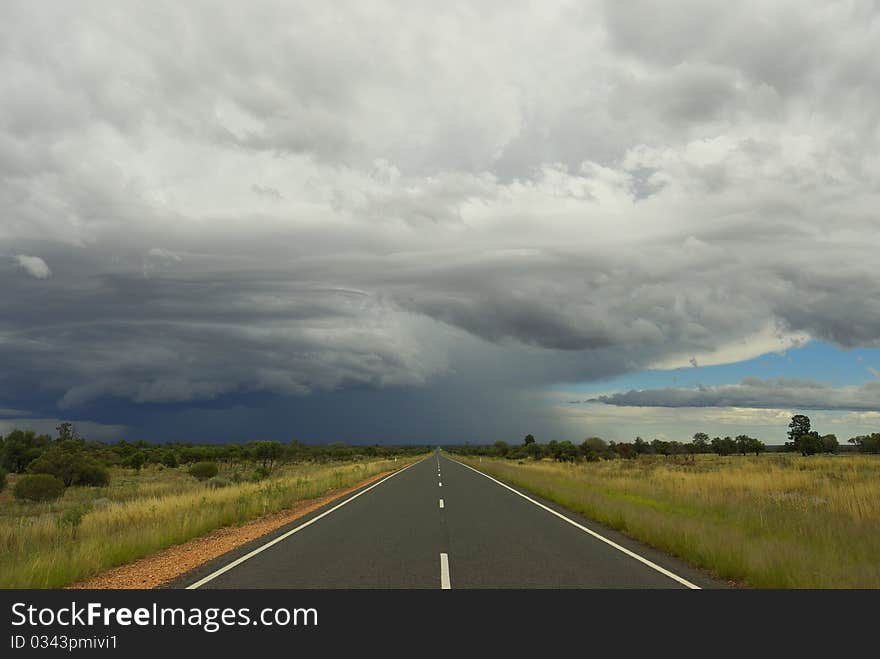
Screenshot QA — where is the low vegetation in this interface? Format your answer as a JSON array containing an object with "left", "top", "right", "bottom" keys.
[
  {"left": 455, "top": 453, "right": 880, "bottom": 588},
  {"left": 0, "top": 422, "right": 427, "bottom": 588}
]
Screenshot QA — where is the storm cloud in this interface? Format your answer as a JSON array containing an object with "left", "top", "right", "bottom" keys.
[{"left": 2, "top": 1, "right": 880, "bottom": 441}]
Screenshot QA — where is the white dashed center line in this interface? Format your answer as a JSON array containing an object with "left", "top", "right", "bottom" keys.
[{"left": 440, "top": 553, "right": 451, "bottom": 589}]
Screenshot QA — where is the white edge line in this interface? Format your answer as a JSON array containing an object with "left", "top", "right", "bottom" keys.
[
  {"left": 439, "top": 498, "right": 444, "bottom": 509},
  {"left": 450, "top": 458, "right": 701, "bottom": 590},
  {"left": 440, "top": 553, "right": 451, "bottom": 589},
  {"left": 186, "top": 457, "right": 426, "bottom": 589}
]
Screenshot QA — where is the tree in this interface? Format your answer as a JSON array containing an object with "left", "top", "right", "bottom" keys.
[
  {"left": 798, "top": 431, "right": 823, "bottom": 456},
  {"left": 523, "top": 434, "right": 535, "bottom": 446},
  {"left": 554, "top": 441, "right": 579, "bottom": 462},
  {"left": 1, "top": 429, "right": 51, "bottom": 473},
  {"left": 633, "top": 437, "right": 648, "bottom": 454},
  {"left": 124, "top": 451, "right": 146, "bottom": 471},
  {"left": 820, "top": 434, "right": 839, "bottom": 454},
  {"left": 55, "top": 422, "right": 80, "bottom": 444},
  {"left": 493, "top": 441, "right": 510, "bottom": 457},
  {"left": 250, "top": 441, "right": 284, "bottom": 472},
  {"left": 692, "top": 432, "right": 710, "bottom": 453},
  {"left": 160, "top": 450, "right": 179, "bottom": 468},
  {"left": 581, "top": 437, "right": 607, "bottom": 456},
  {"left": 787, "top": 414, "right": 813, "bottom": 454},
  {"left": 27, "top": 440, "right": 98, "bottom": 487},
  {"left": 711, "top": 436, "right": 736, "bottom": 456},
  {"left": 525, "top": 442, "right": 543, "bottom": 460}
]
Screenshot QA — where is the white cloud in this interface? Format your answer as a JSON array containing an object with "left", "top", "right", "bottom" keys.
[{"left": 14, "top": 254, "right": 51, "bottom": 279}]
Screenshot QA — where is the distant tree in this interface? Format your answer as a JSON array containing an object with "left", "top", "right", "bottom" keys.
[
  {"left": 692, "top": 432, "right": 710, "bottom": 453},
  {"left": 849, "top": 433, "right": 880, "bottom": 453},
  {"left": 28, "top": 440, "right": 95, "bottom": 486},
  {"left": 798, "top": 431, "right": 823, "bottom": 456},
  {"left": 787, "top": 414, "right": 813, "bottom": 454},
  {"left": 555, "top": 441, "right": 579, "bottom": 462},
  {"left": 711, "top": 436, "right": 737, "bottom": 456},
  {"left": 160, "top": 450, "right": 179, "bottom": 468},
  {"left": 651, "top": 439, "right": 670, "bottom": 456},
  {"left": 633, "top": 437, "right": 648, "bottom": 454},
  {"left": 523, "top": 434, "right": 535, "bottom": 446},
  {"left": 55, "top": 422, "right": 80, "bottom": 444},
  {"left": 1, "top": 429, "right": 51, "bottom": 473},
  {"left": 525, "top": 442, "right": 543, "bottom": 460},
  {"left": 251, "top": 441, "right": 284, "bottom": 472},
  {"left": 581, "top": 437, "right": 607, "bottom": 456},
  {"left": 124, "top": 451, "right": 146, "bottom": 471},
  {"left": 820, "top": 434, "right": 839, "bottom": 454},
  {"left": 493, "top": 440, "right": 510, "bottom": 457}
]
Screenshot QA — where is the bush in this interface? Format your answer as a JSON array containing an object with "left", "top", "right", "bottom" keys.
[
  {"left": 13, "top": 474, "right": 65, "bottom": 502},
  {"left": 56, "top": 504, "right": 92, "bottom": 538},
  {"left": 207, "top": 477, "right": 231, "bottom": 489},
  {"left": 0, "top": 468, "right": 6, "bottom": 492},
  {"left": 160, "top": 450, "right": 179, "bottom": 468},
  {"left": 123, "top": 451, "right": 146, "bottom": 471},
  {"left": 251, "top": 466, "right": 271, "bottom": 482},
  {"left": 188, "top": 461, "right": 219, "bottom": 481},
  {"left": 76, "top": 463, "right": 110, "bottom": 487}
]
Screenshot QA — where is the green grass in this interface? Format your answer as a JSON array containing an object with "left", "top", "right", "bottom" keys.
[
  {"left": 0, "top": 458, "right": 419, "bottom": 588},
  {"left": 456, "top": 453, "right": 880, "bottom": 588}
]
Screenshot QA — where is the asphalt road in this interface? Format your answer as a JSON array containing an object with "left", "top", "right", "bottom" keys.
[{"left": 177, "top": 452, "right": 724, "bottom": 589}]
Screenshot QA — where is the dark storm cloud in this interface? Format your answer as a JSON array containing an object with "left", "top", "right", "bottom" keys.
[
  {"left": 592, "top": 378, "right": 880, "bottom": 412},
  {"left": 2, "top": 1, "right": 880, "bottom": 440}
]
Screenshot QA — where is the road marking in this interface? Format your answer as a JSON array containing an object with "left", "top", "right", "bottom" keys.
[
  {"left": 186, "top": 458, "right": 425, "bottom": 589},
  {"left": 440, "top": 553, "right": 451, "bottom": 589},
  {"left": 439, "top": 482, "right": 442, "bottom": 487},
  {"left": 452, "top": 459, "right": 701, "bottom": 590},
  {"left": 439, "top": 498, "right": 444, "bottom": 509}
]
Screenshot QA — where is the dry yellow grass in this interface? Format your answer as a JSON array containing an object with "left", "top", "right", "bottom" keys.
[
  {"left": 0, "top": 458, "right": 418, "bottom": 588},
  {"left": 458, "top": 453, "right": 880, "bottom": 588}
]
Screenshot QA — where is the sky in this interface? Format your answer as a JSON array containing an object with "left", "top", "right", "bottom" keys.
[{"left": 2, "top": 1, "right": 880, "bottom": 445}]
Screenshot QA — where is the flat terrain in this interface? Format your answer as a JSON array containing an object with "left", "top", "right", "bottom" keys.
[{"left": 177, "top": 452, "right": 722, "bottom": 588}]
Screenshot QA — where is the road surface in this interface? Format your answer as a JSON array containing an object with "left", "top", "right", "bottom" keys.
[{"left": 175, "top": 452, "right": 724, "bottom": 589}]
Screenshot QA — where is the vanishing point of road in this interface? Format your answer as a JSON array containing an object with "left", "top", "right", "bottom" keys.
[{"left": 176, "top": 452, "right": 724, "bottom": 589}]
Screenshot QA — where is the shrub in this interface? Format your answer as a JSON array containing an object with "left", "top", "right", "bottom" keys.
[
  {"left": 13, "top": 474, "right": 65, "bottom": 502},
  {"left": 56, "top": 504, "right": 92, "bottom": 538},
  {"left": 207, "top": 477, "right": 231, "bottom": 489},
  {"left": 188, "top": 461, "right": 219, "bottom": 481},
  {"left": 160, "top": 450, "right": 179, "bottom": 468},
  {"left": 251, "top": 466, "right": 271, "bottom": 482},
  {"left": 231, "top": 470, "right": 245, "bottom": 484},
  {"left": 124, "top": 451, "right": 146, "bottom": 471},
  {"left": 0, "top": 468, "right": 6, "bottom": 492},
  {"left": 27, "top": 442, "right": 87, "bottom": 486},
  {"left": 76, "top": 463, "right": 110, "bottom": 487}
]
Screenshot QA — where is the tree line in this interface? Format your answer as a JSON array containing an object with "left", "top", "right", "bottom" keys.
[
  {"left": 0, "top": 422, "right": 429, "bottom": 500},
  {"left": 446, "top": 414, "right": 877, "bottom": 462}
]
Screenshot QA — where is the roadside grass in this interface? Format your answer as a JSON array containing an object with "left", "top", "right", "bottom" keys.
[
  {"left": 0, "top": 458, "right": 417, "bottom": 588},
  {"left": 456, "top": 454, "right": 880, "bottom": 588}
]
